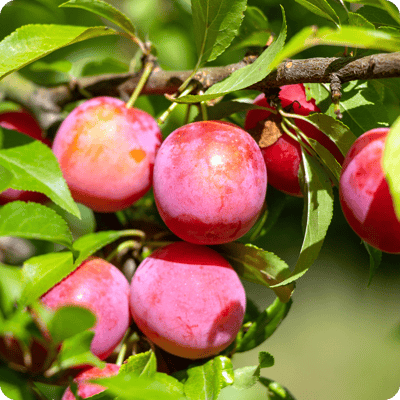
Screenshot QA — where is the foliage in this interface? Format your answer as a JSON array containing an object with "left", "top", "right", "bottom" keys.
[{"left": 0, "top": 0, "right": 400, "bottom": 399}]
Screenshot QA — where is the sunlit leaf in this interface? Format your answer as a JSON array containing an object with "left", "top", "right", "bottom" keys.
[
  {"left": 0, "top": 24, "right": 118, "bottom": 79},
  {"left": 294, "top": 0, "right": 339, "bottom": 26}
]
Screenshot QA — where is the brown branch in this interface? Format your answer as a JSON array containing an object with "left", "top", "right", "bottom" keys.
[{"left": 30, "top": 52, "right": 400, "bottom": 129}]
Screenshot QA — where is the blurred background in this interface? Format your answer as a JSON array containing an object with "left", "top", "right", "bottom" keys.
[{"left": 1, "top": 0, "right": 400, "bottom": 399}]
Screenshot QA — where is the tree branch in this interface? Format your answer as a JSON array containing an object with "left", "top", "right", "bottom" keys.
[{"left": 26, "top": 52, "right": 400, "bottom": 128}]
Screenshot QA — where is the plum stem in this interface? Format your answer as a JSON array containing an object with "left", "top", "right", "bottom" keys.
[{"left": 126, "top": 59, "right": 155, "bottom": 109}]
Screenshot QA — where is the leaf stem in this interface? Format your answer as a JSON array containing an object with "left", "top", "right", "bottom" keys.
[{"left": 126, "top": 60, "right": 154, "bottom": 109}]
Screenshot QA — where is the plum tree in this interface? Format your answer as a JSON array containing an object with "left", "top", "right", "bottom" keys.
[
  {"left": 244, "top": 84, "right": 343, "bottom": 196},
  {"left": 130, "top": 241, "right": 246, "bottom": 359},
  {"left": 153, "top": 120, "right": 267, "bottom": 244},
  {"left": 41, "top": 257, "right": 130, "bottom": 360},
  {"left": 61, "top": 363, "right": 120, "bottom": 400},
  {"left": 339, "top": 127, "right": 400, "bottom": 254},
  {"left": 52, "top": 96, "right": 162, "bottom": 213},
  {"left": 0, "top": 109, "right": 51, "bottom": 204}
]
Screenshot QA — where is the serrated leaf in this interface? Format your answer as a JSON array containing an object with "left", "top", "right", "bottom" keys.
[
  {"left": 95, "top": 372, "right": 186, "bottom": 400},
  {"left": 47, "top": 306, "right": 96, "bottom": 344},
  {"left": 48, "top": 330, "right": 104, "bottom": 375},
  {"left": 214, "top": 242, "right": 294, "bottom": 303},
  {"left": 0, "top": 202, "right": 73, "bottom": 249},
  {"left": 232, "top": 351, "right": 273, "bottom": 390},
  {"left": 0, "top": 366, "right": 36, "bottom": 400},
  {"left": 119, "top": 350, "right": 157, "bottom": 377},
  {"left": 357, "top": 5, "right": 400, "bottom": 28},
  {"left": 0, "top": 24, "right": 119, "bottom": 79},
  {"left": 72, "top": 229, "right": 144, "bottom": 266},
  {"left": 183, "top": 356, "right": 233, "bottom": 400},
  {"left": 0, "top": 140, "right": 80, "bottom": 218},
  {"left": 20, "top": 251, "right": 74, "bottom": 306},
  {"left": 274, "top": 151, "right": 334, "bottom": 287},
  {"left": 383, "top": 114, "right": 400, "bottom": 221},
  {"left": 192, "top": 0, "right": 247, "bottom": 64},
  {"left": 204, "top": 6, "right": 286, "bottom": 97},
  {"left": 60, "top": 0, "right": 137, "bottom": 37},
  {"left": 348, "top": 12, "right": 375, "bottom": 29},
  {"left": 294, "top": 0, "right": 339, "bottom": 26},
  {"left": 236, "top": 297, "right": 292, "bottom": 352},
  {"left": 346, "top": 0, "right": 400, "bottom": 25},
  {"left": 364, "top": 241, "right": 383, "bottom": 286}
]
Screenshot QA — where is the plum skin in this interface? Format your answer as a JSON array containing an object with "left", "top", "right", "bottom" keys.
[
  {"left": 339, "top": 127, "right": 400, "bottom": 254},
  {"left": 52, "top": 96, "right": 162, "bottom": 213},
  {"left": 130, "top": 241, "right": 246, "bottom": 359},
  {"left": 153, "top": 120, "right": 267, "bottom": 245},
  {"left": 41, "top": 257, "right": 130, "bottom": 360},
  {"left": 0, "top": 109, "right": 50, "bottom": 205},
  {"left": 244, "top": 84, "right": 343, "bottom": 197},
  {"left": 62, "top": 363, "right": 120, "bottom": 400}
]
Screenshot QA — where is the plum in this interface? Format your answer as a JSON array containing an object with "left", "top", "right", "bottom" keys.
[
  {"left": 130, "top": 241, "right": 246, "bottom": 359},
  {"left": 61, "top": 363, "right": 120, "bottom": 400},
  {"left": 153, "top": 120, "right": 267, "bottom": 244},
  {"left": 339, "top": 127, "right": 400, "bottom": 253},
  {"left": 244, "top": 84, "right": 343, "bottom": 196},
  {"left": 0, "top": 109, "right": 51, "bottom": 205},
  {"left": 52, "top": 96, "right": 162, "bottom": 212},
  {"left": 41, "top": 257, "right": 130, "bottom": 360}
]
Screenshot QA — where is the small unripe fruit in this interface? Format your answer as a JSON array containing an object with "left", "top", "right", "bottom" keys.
[
  {"left": 61, "top": 363, "right": 120, "bottom": 400},
  {"left": 339, "top": 127, "right": 400, "bottom": 253},
  {"left": 245, "top": 84, "right": 343, "bottom": 196},
  {"left": 52, "top": 96, "right": 162, "bottom": 212},
  {"left": 130, "top": 241, "right": 246, "bottom": 359},
  {"left": 0, "top": 109, "right": 50, "bottom": 205},
  {"left": 153, "top": 120, "right": 267, "bottom": 244},
  {"left": 41, "top": 257, "right": 130, "bottom": 360}
]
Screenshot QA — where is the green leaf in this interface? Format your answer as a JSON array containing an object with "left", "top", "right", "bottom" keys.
[
  {"left": 228, "top": 6, "right": 270, "bottom": 52},
  {"left": 183, "top": 356, "right": 234, "bottom": 400},
  {"left": 383, "top": 114, "right": 400, "bottom": 220},
  {"left": 0, "top": 263, "right": 23, "bottom": 317},
  {"left": 0, "top": 202, "right": 73, "bottom": 249},
  {"left": 0, "top": 164, "right": 13, "bottom": 192},
  {"left": 232, "top": 351, "right": 274, "bottom": 390},
  {"left": 0, "top": 24, "right": 119, "bottom": 80},
  {"left": 0, "top": 140, "right": 80, "bottom": 218},
  {"left": 346, "top": 0, "right": 400, "bottom": 25},
  {"left": 47, "top": 330, "right": 104, "bottom": 375},
  {"left": 30, "top": 60, "right": 73, "bottom": 74},
  {"left": 259, "top": 377, "right": 297, "bottom": 400},
  {"left": 119, "top": 350, "right": 157, "bottom": 377},
  {"left": 364, "top": 241, "right": 383, "bottom": 286},
  {"left": 357, "top": 5, "right": 400, "bottom": 28},
  {"left": 274, "top": 151, "right": 334, "bottom": 287},
  {"left": 236, "top": 297, "right": 292, "bottom": 352},
  {"left": 94, "top": 372, "right": 186, "bottom": 400},
  {"left": 0, "top": 366, "right": 36, "bottom": 400},
  {"left": 294, "top": 0, "right": 340, "bottom": 26},
  {"left": 47, "top": 306, "right": 96, "bottom": 344},
  {"left": 348, "top": 12, "right": 375, "bottom": 29},
  {"left": 81, "top": 57, "right": 129, "bottom": 76},
  {"left": 192, "top": 0, "right": 247, "bottom": 64},
  {"left": 204, "top": 6, "right": 287, "bottom": 97},
  {"left": 72, "top": 229, "right": 144, "bottom": 266},
  {"left": 60, "top": 0, "right": 137, "bottom": 37},
  {"left": 214, "top": 242, "right": 294, "bottom": 303},
  {"left": 20, "top": 251, "right": 74, "bottom": 306}
]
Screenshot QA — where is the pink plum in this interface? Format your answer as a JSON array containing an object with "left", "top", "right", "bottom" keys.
[
  {"left": 153, "top": 120, "right": 267, "bottom": 244},
  {"left": 52, "top": 96, "right": 162, "bottom": 212},
  {"left": 339, "top": 127, "right": 400, "bottom": 253},
  {"left": 62, "top": 363, "right": 120, "bottom": 400},
  {"left": 41, "top": 257, "right": 130, "bottom": 360},
  {"left": 130, "top": 241, "right": 246, "bottom": 359},
  {"left": 244, "top": 84, "right": 343, "bottom": 196}
]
